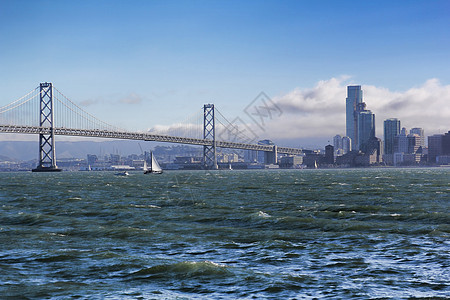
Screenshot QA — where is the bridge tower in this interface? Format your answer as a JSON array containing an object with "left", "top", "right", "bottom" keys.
[
  {"left": 32, "top": 82, "right": 61, "bottom": 172},
  {"left": 203, "top": 104, "right": 218, "bottom": 170}
]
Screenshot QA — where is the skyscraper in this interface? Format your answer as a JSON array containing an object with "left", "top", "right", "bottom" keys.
[
  {"left": 346, "top": 86, "right": 363, "bottom": 150},
  {"left": 325, "top": 145, "right": 334, "bottom": 164},
  {"left": 384, "top": 118, "right": 401, "bottom": 155},
  {"left": 342, "top": 136, "right": 351, "bottom": 154},
  {"left": 333, "top": 134, "right": 343, "bottom": 155},
  {"left": 333, "top": 134, "right": 343, "bottom": 151},
  {"left": 357, "top": 110, "right": 375, "bottom": 153},
  {"left": 410, "top": 128, "right": 425, "bottom": 147},
  {"left": 394, "top": 127, "right": 408, "bottom": 153},
  {"left": 428, "top": 134, "right": 443, "bottom": 163}
]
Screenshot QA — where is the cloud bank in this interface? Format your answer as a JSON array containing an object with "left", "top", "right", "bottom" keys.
[
  {"left": 262, "top": 77, "right": 450, "bottom": 142},
  {"left": 79, "top": 93, "right": 144, "bottom": 107},
  {"left": 119, "top": 93, "right": 142, "bottom": 105}
]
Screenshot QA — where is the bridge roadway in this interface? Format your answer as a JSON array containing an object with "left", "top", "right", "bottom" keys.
[{"left": 0, "top": 125, "right": 304, "bottom": 155}]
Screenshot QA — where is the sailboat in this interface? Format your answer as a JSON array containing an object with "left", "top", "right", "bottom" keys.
[{"left": 144, "top": 152, "right": 163, "bottom": 174}]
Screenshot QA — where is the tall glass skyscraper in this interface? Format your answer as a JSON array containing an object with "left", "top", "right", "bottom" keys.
[
  {"left": 357, "top": 110, "right": 375, "bottom": 153},
  {"left": 346, "top": 86, "right": 363, "bottom": 150},
  {"left": 384, "top": 118, "right": 401, "bottom": 154}
]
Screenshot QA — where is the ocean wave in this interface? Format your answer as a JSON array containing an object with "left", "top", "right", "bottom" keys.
[{"left": 127, "top": 261, "right": 231, "bottom": 280}]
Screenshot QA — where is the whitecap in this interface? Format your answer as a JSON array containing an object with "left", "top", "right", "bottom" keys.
[{"left": 257, "top": 211, "right": 271, "bottom": 218}]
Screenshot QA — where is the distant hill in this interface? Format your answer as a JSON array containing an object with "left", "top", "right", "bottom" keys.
[{"left": 0, "top": 154, "right": 14, "bottom": 162}]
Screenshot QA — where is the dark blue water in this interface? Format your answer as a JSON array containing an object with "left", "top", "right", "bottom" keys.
[{"left": 1, "top": 168, "right": 449, "bottom": 299}]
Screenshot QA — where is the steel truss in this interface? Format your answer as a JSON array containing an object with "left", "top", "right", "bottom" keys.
[
  {"left": 32, "top": 83, "right": 61, "bottom": 172},
  {"left": 203, "top": 104, "right": 217, "bottom": 169},
  {"left": 0, "top": 125, "right": 304, "bottom": 155}
]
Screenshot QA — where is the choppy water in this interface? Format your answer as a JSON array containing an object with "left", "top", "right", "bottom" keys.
[{"left": 0, "top": 168, "right": 449, "bottom": 299}]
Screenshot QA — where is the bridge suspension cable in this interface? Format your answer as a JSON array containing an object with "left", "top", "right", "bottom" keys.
[
  {"left": 0, "top": 88, "right": 40, "bottom": 127},
  {"left": 215, "top": 108, "right": 256, "bottom": 144},
  {"left": 53, "top": 87, "right": 123, "bottom": 132}
]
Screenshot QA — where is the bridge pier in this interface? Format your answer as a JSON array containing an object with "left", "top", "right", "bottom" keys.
[
  {"left": 32, "top": 82, "right": 61, "bottom": 172},
  {"left": 203, "top": 104, "right": 218, "bottom": 170},
  {"left": 264, "top": 145, "right": 278, "bottom": 165}
]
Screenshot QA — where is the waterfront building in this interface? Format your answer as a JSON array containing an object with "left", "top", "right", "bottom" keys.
[
  {"left": 325, "top": 145, "right": 334, "bottom": 165},
  {"left": 257, "top": 139, "right": 276, "bottom": 164},
  {"left": 279, "top": 155, "right": 303, "bottom": 169},
  {"left": 428, "top": 134, "right": 442, "bottom": 163},
  {"left": 442, "top": 131, "right": 450, "bottom": 155},
  {"left": 391, "top": 127, "right": 423, "bottom": 165},
  {"left": 384, "top": 118, "right": 401, "bottom": 155},
  {"left": 428, "top": 131, "right": 450, "bottom": 164},
  {"left": 244, "top": 150, "right": 258, "bottom": 163}
]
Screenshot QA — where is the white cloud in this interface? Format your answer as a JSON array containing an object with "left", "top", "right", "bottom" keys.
[
  {"left": 119, "top": 93, "right": 142, "bottom": 105},
  {"left": 261, "top": 77, "right": 450, "bottom": 142},
  {"left": 80, "top": 98, "right": 102, "bottom": 106},
  {"left": 365, "top": 79, "right": 450, "bottom": 136}
]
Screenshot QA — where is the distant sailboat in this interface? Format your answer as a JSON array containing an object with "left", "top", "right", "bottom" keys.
[{"left": 144, "top": 152, "right": 163, "bottom": 174}]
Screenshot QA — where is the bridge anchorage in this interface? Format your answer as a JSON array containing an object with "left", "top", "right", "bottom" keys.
[{"left": 32, "top": 83, "right": 61, "bottom": 172}]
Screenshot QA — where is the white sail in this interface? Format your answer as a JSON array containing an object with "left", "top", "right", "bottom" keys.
[
  {"left": 143, "top": 160, "right": 148, "bottom": 172},
  {"left": 150, "top": 152, "right": 163, "bottom": 173}
]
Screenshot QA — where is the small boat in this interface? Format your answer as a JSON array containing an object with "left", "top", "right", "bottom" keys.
[
  {"left": 115, "top": 171, "right": 129, "bottom": 176},
  {"left": 144, "top": 152, "right": 163, "bottom": 174}
]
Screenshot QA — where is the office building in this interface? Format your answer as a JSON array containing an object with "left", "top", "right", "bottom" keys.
[
  {"left": 244, "top": 150, "right": 258, "bottom": 163},
  {"left": 325, "top": 145, "right": 334, "bottom": 164},
  {"left": 443, "top": 131, "right": 450, "bottom": 154},
  {"left": 410, "top": 128, "right": 425, "bottom": 147},
  {"left": 408, "top": 134, "right": 422, "bottom": 154},
  {"left": 279, "top": 156, "right": 303, "bottom": 169},
  {"left": 394, "top": 128, "right": 408, "bottom": 153},
  {"left": 342, "top": 136, "right": 351, "bottom": 154},
  {"left": 346, "top": 86, "right": 363, "bottom": 150},
  {"left": 358, "top": 110, "right": 375, "bottom": 153},
  {"left": 333, "top": 134, "right": 343, "bottom": 154},
  {"left": 345, "top": 85, "right": 377, "bottom": 152},
  {"left": 384, "top": 118, "right": 400, "bottom": 155},
  {"left": 429, "top": 131, "right": 450, "bottom": 163},
  {"left": 390, "top": 127, "right": 423, "bottom": 165},
  {"left": 428, "top": 134, "right": 442, "bottom": 163},
  {"left": 257, "top": 139, "right": 276, "bottom": 164}
]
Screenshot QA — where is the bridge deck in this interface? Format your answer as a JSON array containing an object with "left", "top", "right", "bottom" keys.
[{"left": 0, "top": 125, "right": 304, "bottom": 155}]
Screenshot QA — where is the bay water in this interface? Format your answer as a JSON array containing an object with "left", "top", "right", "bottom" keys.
[{"left": 0, "top": 168, "right": 449, "bottom": 299}]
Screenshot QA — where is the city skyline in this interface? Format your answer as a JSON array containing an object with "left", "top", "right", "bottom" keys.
[{"left": 1, "top": 1, "right": 449, "bottom": 146}]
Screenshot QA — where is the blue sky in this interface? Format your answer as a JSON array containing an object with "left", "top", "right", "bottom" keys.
[{"left": 1, "top": 0, "right": 449, "bottom": 145}]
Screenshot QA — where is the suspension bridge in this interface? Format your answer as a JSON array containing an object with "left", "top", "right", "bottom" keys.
[{"left": 0, "top": 83, "right": 303, "bottom": 171}]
